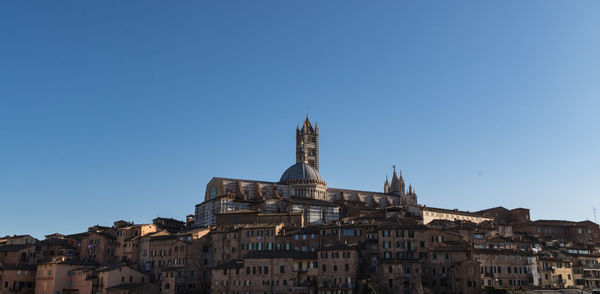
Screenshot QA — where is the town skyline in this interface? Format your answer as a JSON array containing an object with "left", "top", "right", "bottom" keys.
[
  {"left": 2, "top": 1, "right": 600, "bottom": 239},
  {"left": 3, "top": 114, "right": 599, "bottom": 239},
  {"left": 2, "top": 2, "right": 600, "bottom": 293}
]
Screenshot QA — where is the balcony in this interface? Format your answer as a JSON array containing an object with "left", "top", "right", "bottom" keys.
[{"left": 293, "top": 267, "right": 309, "bottom": 273}]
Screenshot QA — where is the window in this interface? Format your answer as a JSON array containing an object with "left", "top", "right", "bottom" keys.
[
  {"left": 345, "top": 264, "right": 349, "bottom": 272},
  {"left": 383, "top": 251, "right": 391, "bottom": 259},
  {"left": 322, "top": 264, "right": 326, "bottom": 272},
  {"left": 280, "top": 265, "right": 285, "bottom": 273}
]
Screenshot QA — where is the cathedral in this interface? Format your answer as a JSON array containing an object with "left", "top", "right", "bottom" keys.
[{"left": 193, "top": 116, "right": 422, "bottom": 227}]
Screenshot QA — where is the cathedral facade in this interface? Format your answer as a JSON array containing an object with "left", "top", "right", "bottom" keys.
[{"left": 194, "top": 116, "right": 421, "bottom": 227}]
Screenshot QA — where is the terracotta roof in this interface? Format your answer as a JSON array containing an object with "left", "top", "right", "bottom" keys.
[
  {"left": 149, "top": 235, "right": 177, "bottom": 241},
  {"left": 106, "top": 283, "right": 160, "bottom": 294},
  {"left": 0, "top": 264, "right": 37, "bottom": 271},
  {"left": 3, "top": 235, "right": 34, "bottom": 239},
  {"left": 377, "top": 223, "right": 429, "bottom": 230},
  {"left": 286, "top": 226, "right": 319, "bottom": 235},
  {"left": 66, "top": 232, "right": 89, "bottom": 240},
  {"left": 473, "top": 248, "right": 533, "bottom": 256},
  {"left": 430, "top": 242, "right": 471, "bottom": 252},
  {"left": 161, "top": 266, "right": 185, "bottom": 272},
  {"left": 422, "top": 206, "right": 490, "bottom": 218},
  {"left": 43, "top": 258, "right": 101, "bottom": 266},
  {"left": 97, "top": 265, "right": 146, "bottom": 275},
  {"left": 0, "top": 244, "right": 31, "bottom": 252}
]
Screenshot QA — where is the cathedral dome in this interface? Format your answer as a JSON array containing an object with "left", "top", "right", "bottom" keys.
[{"left": 279, "top": 162, "right": 323, "bottom": 184}]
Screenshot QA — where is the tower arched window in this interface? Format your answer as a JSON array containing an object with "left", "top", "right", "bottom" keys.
[{"left": 210, "top": 186, "right": 217, "bottom": 199}]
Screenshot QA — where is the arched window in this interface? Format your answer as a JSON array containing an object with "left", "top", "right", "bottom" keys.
[{"left": 210, "top": 186, "right": 217, "bottom": 199}]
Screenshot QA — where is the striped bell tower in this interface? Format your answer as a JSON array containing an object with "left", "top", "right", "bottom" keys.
[{"left": 296, "top": 115, "right": 319, "bottom": 171}]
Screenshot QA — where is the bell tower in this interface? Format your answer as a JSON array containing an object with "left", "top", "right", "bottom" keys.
[{"left": 296, "top": 115, "right": 319, "bottom": 171}]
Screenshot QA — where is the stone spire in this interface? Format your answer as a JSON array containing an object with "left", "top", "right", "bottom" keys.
[
  {"left": 384, "top": 175, "right": 390, "bottom": 193},
  {"left": 390, "top": 165, "right": 405, "bottom": 196}
]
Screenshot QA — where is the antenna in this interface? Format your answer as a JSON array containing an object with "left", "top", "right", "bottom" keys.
[{"left": 593, "top": 207, "right": 597, "bottom": 223}]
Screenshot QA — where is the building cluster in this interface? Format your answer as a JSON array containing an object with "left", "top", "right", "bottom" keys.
[
  {"left": 2, "top": 208, "right": 600, "bottom": 294},
  {"left": 2, "top": 117, "right": 599, "bottom": 294}
]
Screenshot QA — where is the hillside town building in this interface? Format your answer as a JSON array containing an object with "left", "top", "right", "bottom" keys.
[{"left": 2, "top": 116, "right": 600, "bottom": 294}]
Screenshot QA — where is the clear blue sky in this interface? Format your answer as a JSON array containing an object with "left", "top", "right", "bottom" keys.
[{"left": 1, "top": 1, "right": 599, "bottom": 239}]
